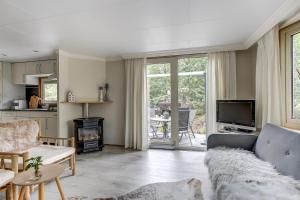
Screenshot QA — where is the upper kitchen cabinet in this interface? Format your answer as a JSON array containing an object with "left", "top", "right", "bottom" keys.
[
  {"left": 12, "top": 63, "right": 26, "bottom": 84},
  {"left": 12, "top": 62, "right": 38, "bottom": 85},
  {"left": 25, "top": 60, "right": 56, "bottom": 75},
  {"left": 12, "top": 60, "right": 57, "bottom": 85}
]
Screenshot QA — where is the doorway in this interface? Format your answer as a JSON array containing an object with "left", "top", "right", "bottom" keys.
[{"left": 146, "top": 55, "right": 208, "bottom": 150}]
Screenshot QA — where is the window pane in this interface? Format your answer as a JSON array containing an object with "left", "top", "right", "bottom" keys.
[
  {"left": 292, "top": 33, "right": 300, "bottom": 119},
  {"left": 44, "top": 83, "right": 57, "bottom": 102}
]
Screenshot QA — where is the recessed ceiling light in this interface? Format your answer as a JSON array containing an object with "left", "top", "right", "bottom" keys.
[{"left": 33, "top": 50, "right": 39, "bottom": 53}]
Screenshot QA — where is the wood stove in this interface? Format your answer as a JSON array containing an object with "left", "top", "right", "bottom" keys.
[{"left": 73, "top": 117, "right": 104, "bottom": 154}]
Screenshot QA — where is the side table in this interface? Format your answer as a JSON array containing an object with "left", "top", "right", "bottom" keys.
[{"left": 13, "top": 164, "right": 65, "bottom": 200}]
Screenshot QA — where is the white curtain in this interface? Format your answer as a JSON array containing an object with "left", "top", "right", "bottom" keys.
[
  {"left": 256, "top": 25, "right": 283, "bottom": 128},
  {"left": 125, "top": 58, "right": 148, "bottom": 150},
  {"left": 206, "top": 51, "right": 237, "bottom": 134}
]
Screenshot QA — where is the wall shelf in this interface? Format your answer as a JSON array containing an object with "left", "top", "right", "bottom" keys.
[
  {"left": 60, "top": 100, "right": 112, "bottom": 104},
  {"left": 60, "top": 100, "right": 112, "bottom": 118}
]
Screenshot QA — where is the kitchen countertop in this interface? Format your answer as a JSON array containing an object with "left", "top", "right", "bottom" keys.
[{"left": 0, "top": 109, "right": 57, "bottom": 112}]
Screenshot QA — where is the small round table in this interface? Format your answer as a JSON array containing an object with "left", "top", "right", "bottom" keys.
[{"left": 13, "top": 164, "right": 65, "bottom": 200}]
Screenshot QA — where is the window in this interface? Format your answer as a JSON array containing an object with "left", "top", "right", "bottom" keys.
[
  {"left": 280, "top": 22, "right": 300, "bottom": 128},
  {"left": 42, "top": 80, "right": 57, "bottom": 102}
]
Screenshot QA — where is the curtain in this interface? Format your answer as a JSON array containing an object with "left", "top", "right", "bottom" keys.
[
  {"left": 206, "top": 51, "right": 237, "bottom": 134},
  {"left": 256, "top": 25, "right": 283, "bottom": 128},
  {"left": 124, "top": 58, "right": 148, "bottom": 150}
]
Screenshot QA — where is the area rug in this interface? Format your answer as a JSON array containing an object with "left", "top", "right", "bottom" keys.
[{"left": 68, "top": 178, "right": 203, "bottom": 200}]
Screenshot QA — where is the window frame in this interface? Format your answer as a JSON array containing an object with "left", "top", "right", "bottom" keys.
[
  {"left": 41, "top": 79, "right": 58, "bottom": 103},
  {"left": 280, "top": 21, "right": 300, "bottom": 129}
]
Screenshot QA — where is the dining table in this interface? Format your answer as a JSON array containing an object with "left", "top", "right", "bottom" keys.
[{"left": 150, "top": 117, "right": 171, "bottom": 138}]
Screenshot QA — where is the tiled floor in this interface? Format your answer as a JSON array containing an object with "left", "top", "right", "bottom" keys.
[{"left": 1, "top": 147, "right": 213, "bottom": 200}]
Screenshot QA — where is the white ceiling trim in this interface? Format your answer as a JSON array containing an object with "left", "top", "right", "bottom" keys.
[
  {"left": 58, "top": 49, "right": 105, "bottom": 62},
  {"left": 244, "top": 0, "right": 300, "bottom": 48},
  {"left": 121, "top": 43, "right": 246, "bottom": 59}
]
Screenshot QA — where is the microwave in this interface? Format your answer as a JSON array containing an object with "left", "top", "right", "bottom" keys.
[{"left": 12, "top": 100, "right": 27, "bottom": 110}]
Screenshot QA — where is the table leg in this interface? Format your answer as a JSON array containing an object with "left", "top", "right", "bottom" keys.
[
  {"left": 18, "top": 186, "right": 25, "bottom": 200},
  {"left": 55, "top": 177, "right": 65, "bottom": 200},
  {"left": 38, "top": 183, "right": 45, "bottom": 200},
  {"left": 163, "top": 122, "right": 168, "bottom": 138},
  {"left": 24, "top": 186, "right": 30, "bottom": 200}
]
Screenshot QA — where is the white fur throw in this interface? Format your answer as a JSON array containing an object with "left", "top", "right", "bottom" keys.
[{"left": 205, "top": 148, "right": 300, "bottom": 200}]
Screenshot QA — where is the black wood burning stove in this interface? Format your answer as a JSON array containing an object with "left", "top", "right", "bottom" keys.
[{"left": 73, "top": 117, "right": 104, "bottom": 154}]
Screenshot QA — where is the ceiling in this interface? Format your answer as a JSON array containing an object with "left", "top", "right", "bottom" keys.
[{"left": 0, "top": 0, "right": 299, "bottom": 61}]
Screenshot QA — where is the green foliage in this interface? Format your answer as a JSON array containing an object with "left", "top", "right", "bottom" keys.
[
  {"left": 292, "top": 33, "right": 300, "bottom": 118},
  {"left": 25, "top": 156, "right": 43, "bottom": 172},
  {"left": 147, "top": 57, "right": 208, "bottom": 116}
]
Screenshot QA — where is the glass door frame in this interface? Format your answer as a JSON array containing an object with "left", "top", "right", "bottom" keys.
[{"left": 147, "top": 54, "right": 207, "bottom": 149}]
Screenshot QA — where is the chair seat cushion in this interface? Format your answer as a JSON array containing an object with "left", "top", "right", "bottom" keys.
[
  {"left": 5, "top": 145, "right": 75, "bottom": 169},
  {"left": 28, "top": 145, "right": 75, "bottom": 165},
  {"left": 0, "top": 169, "right": 14, "bottom": 186}
]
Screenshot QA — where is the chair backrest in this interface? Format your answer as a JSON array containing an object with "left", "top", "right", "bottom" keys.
[
  {"left": 0, "top": 119, "right": 40, "bottom": 152},
  {"left": 178, "top": 108, "right": 189, "bottom": 131},
  {"left": 189, "top": 109, "right": 197, "bottom": 123},
  {"left": 255, "top": 123, "right": 300, "bottom": 180}
]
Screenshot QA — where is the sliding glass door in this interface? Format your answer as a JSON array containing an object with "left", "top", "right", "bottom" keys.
[
  {"left": 146, "top": 55, "right": 208, "bottom": 150},
  {"left": 147, "top": 60, "right": 174, "bottom": 147}
]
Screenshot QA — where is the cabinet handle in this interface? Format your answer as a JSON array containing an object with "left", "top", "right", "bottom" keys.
[{"left": 46, "top": 119, "right": 48, "bottom": 130}]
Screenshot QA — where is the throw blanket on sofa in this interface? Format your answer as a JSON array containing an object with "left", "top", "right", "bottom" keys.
[{"left": 205, "top": 148, "right": 300, "bottom": 200}]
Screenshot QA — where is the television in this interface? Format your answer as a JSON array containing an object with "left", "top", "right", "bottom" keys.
[{"left": 216, "top": 100, "right": 255, "bottom": 130}]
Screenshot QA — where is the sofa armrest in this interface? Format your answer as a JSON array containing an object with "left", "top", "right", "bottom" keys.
[
  {"left": 207, "top": 133, "right": 258, "bottom": 151},
  {"left": 38, "top": 136, "right": 75, "bottom": 147}
]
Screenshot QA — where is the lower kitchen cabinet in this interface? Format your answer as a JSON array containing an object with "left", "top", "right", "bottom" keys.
[
  {"left": 0, "top": 111, "right": 58, "bottom": 137},
  {"left": 44, "top": 117, "right": 58, "bottom": 138}
]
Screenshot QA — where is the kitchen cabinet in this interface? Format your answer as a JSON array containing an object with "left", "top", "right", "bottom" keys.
[
  {"left": 12, "top": 63, "right": 26, "bottom": 84},
  {"left": 1, "top": 111, "right": 58, "bottom": 137},
  {"left": 12, "top": 63, "right": 38, "bottom": 85},
  {"left": 26, "top": 60, "right": 55, "bottom": 75},
  {"left": 44, "top": 117, "right": 58, "bottom": 138}
]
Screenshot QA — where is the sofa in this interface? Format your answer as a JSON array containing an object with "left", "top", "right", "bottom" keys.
[
  {"left": 205, "top": 123, "right": 300, "bottom": 200},
  {"left": 0, "top": 119, "right": 76, "bottom": 176}
]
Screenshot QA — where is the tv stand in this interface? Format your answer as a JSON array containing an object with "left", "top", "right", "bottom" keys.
[{"left": 220, "top": 126, "right": 254, "bottom": 134}]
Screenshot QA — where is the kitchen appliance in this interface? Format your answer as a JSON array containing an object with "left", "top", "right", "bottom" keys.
[
  {"left": 26, "top": 85, "right": 39, "bottom": 103},
  {"left": 12, "top": 100, "right": 27, "bottom": 110}
]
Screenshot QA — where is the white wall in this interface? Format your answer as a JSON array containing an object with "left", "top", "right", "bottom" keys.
[
  {"left": 1, "top": 62, "right": 25, "bottom": 109},
  {"left": 89, "top": 60, "right": 126, "bottom": 145},
  {"left": 58, "top": 52, "right": 106, "bottom": 138}
]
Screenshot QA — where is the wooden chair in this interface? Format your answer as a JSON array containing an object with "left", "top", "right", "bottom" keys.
[{"left": 0, "top": 153, "right": 19, "bottom": 200}]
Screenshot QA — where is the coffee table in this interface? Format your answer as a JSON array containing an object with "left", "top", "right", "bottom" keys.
[{"left": 13, "top": 164, "right": 65, "bottom": 200}]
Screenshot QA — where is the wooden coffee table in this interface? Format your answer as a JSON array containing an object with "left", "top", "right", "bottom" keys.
[{"left": 13, "top": 164, "right": 65, "bottom": 200}]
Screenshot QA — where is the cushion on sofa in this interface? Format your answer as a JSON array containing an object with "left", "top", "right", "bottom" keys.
[
  {"left": 205, "top": 147, "right": 300, "bottom": 200},
  {"left": 0, "top": 169, "right": 14, "bottom": 186},
  {"left": 0, "top": 120, "right": 39, "bottom": 152},
  {"left": 255, "top": 123, "right": 300, "bottom": 180}
]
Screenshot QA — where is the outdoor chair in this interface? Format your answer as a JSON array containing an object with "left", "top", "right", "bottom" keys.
[
  {"left": 188, "top": 109, "right": 197, "bottom": 138},
  {"left": 178, "top": 108, "right": 192, "bottom": 145}
]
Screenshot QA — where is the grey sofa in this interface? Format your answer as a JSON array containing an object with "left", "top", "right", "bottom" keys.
[
  {"left": 205, "top": 123, "right": 300, "bottom": 199},
  {"left": 207, "top": 123, "right": 300, "bottom": 180}
]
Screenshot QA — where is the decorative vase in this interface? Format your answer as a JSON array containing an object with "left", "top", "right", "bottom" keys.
[
  {"left": 104, "top": 83, "right": 109, "bottom": 101},
  {"left": 98, "top": 87, "right": 104, "bottom": 102},
  {"left": 35, "top": 170, "right": 41, "bottom": 178}
]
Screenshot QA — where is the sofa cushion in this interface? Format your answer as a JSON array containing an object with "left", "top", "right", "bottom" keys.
[
  {"left": 0, "top": 169, "right": 14, "bottom": 186},
  {"left": 0, "top": 120, "right": 39, "bottom": 152},
  {"left": 255, "top": 123, "right": 300, "bottom": 180}
]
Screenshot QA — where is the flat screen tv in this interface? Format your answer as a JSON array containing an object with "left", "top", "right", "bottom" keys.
[{"left": 216, "top": 100, "right": 255, "bottom": 128}]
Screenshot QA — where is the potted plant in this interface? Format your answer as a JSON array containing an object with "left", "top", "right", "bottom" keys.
[{"left": 25, "top": 156, "right": 43, "bottom": 179}]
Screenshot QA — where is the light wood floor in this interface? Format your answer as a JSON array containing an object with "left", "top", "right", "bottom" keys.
[{"left": 3, "top": 147, "right": 213, "bottom": 200}]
